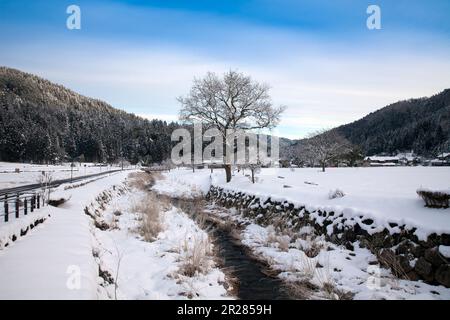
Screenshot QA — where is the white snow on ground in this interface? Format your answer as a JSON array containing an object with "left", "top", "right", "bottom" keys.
[
  {"left": 0, "top": 168, "right": 230, "bottom": 300},
  {"left": 155, "top": 168, "right": 450, "bottom": 300},
  {"left": 92, "top": 186, "right": 230, "bottom": 300},
  {"left": 0, "top": 161, "right": 130, "bottom": 189},
  {"left": 0, "top": 210, "right": 50, "bottom": 249},
  {"left": 152, "top": 169, "right": 211, "bottom": 198},
  {"left": 160, "top": 167, "right": 450, "bottom": 239},
  {"left": 239, "top": 221, "right": 450, "bottom": 300},
  {"left": 439, "top": 245, "right": 450, "bottom": 258},
  {"left": 199, "top": 204, "right": 450, "bottom": 300},
  {"left": 0, "top": 171, "right": 130, "bottom": 299}
]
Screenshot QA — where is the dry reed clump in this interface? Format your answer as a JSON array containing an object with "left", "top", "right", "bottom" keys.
[
  {"left": 303, "top": 237, "right": 326, "bottom": 258},
  {"left": 266, "top": 228, "right": 291, "bottom": 252},
  {"left": 417, "top": 189, "right": 450, "bottom": 208},
  {"left": 286, "top": 257, "right": 352, "bottom": 300},
  {"left": 132, "top": 193, "right": 164, "bottom": 242},
  {"left": 285, "top": 280, "right": 316, "bottom": 300},
  {"left": 179, "top": 235, "right": 213, "bottom": 277}
]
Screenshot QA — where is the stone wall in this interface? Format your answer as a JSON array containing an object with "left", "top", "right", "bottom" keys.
[{"left": 207, "top": 186, "right": 450, "bottom": 288}]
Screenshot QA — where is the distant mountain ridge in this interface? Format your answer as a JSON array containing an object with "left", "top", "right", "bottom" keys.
[
  {"left": 335, "top": 89, "right": 450, "bottom": 156},
  {"left": 0, "top": 66, "right": 178, "bottom": 163}
]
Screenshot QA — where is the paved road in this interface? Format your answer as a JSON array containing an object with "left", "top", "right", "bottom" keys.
[{"left": 0, "top": 169, "right": 125, "bottom": 197}]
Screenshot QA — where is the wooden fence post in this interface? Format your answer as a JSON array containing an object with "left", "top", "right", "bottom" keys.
[
  {"left": 31, "top": 195, "right": 35, "bottom": 212},
  {"left": 4, "top": 194, "right": 8, "bottom": 222},
  {"left": 24, "top": 198, "right": 28, "bottom": 215},
  {"left": 15, "top": 195, "right": 19, "bottom": 219},
  {"left": 37, "top": 194, "right": 40, "bottom": 209}
]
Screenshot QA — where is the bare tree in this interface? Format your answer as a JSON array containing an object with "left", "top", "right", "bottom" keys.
[
  {"left": 240, "top": 143, "right": 262, "bottom": 183},
  {"left": 38, "top": 171, "right": 54, "bottom": 203},
  {"left": 178, "top": 70, "right": 285, "bottom": 182},
  {"left": 300, "top": 129, "right": 350, "bottom": 172}
]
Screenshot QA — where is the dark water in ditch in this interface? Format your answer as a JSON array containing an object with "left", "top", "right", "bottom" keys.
[{"left": 170, "top": 197, "right": 291, "bottom": 300}]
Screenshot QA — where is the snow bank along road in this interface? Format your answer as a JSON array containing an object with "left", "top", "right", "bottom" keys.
[
  {"left": 0, "top": 169, "right": 125, "bottom": 197},
  {"left": 0, "top": 171, "right": 131, "bottom": 299},
  {"left": 0, "top": 162, "right": 128, "bottom": 190}
]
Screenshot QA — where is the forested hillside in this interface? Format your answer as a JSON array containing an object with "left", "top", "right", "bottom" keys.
[
  {"left": 336, "top": 89, "right": 450, "bottom": 156},
  {"left": 0, "top": 67, "right": 178, "bottom": 164}
]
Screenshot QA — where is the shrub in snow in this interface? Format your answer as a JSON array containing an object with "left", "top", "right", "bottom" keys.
[
  {"left": 133, "top": 193, "right": 163, "bottom": 241},
  {"left": 417, "top": 188, "right": 450, "bottom": 208},
  {"left": 328, "top": 189, "right": 345, "bottom": 200},
  {"left": 179, "top": 235, "right": 212, "bottom": 277}
]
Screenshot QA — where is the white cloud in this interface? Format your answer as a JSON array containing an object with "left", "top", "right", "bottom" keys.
[{"left": 1, "top": 9, "right": 449, "bottom": 140}]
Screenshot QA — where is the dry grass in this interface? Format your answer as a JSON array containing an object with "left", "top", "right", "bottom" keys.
[
  {"left": 109, "top": 216, "right": 120, "bottom": 230},
  {"left": 266, "top": 228, "right": 291, "bottom": 252},
  {"left": 417, "top": 189, "right": 450, "bottom": 208},
  {"left": 299, "top": 255, "right": 317, "bottom": 280},
  {"left": 286, "top": 258, "right": 353, "bottom": 300},
  {"left": 179, "top": 235, "right": 213, "bottom": 277},
  {"left": 285, "top": 280, "right": 315, "bottom": 300},
  {"left": 375, "top": 248, "right": 410, "bottom": 282},
  {"left": 303, "top": 237, "right": 326, "bottom": 258},
  {"left": 128, "top": 171, "right": 162, "bottom": 190},
  {"left": 132, "top": 193, "right": 164, "bottom": 242}
]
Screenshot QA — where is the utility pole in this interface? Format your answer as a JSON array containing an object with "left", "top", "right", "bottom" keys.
[{"left": 121, "top": 126, "right": 124, "bottom": 171}]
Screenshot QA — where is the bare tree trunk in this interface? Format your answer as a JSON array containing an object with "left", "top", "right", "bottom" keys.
[
  {"left": 251, "top": 169, "right": 255, "bottom": 183},
  {"left": 322, "top": 162, "right": 326, "bottom": 172},
  {"left": 224, "top": 164, "right": 232, "bottom": 182}
]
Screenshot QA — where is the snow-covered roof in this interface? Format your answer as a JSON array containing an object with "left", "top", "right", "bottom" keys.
[
  {"left": 431, "top": 159, "right": 446, "bottom": 164},
  {"left": 364, "top": 156, "right": 399, "bottom": 162},
  {"left": 438, "top": 153, "right": 450, "bottom": 158},
  {"left": 202, "top": 158, "right": 224, "bottom": 164},
  {"left": 369, "top": 162, "right": 398, "bottom": 166}
]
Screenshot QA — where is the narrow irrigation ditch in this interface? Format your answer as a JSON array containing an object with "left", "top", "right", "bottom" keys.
[{"left": 167, "top": 196, "right": 292, "bottom": 300}]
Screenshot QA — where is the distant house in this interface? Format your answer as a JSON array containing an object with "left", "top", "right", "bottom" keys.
[
  {"left": 429, "top": 153, "right": 450, "bottom": 166},
  {"left": 397, "top": 152, "right": 420, "bottom": 166},
  {"left": 363, "top": 156, "right": 400, "bottom": 167},
  {"left": 437, "top": 153, "right": 450, "bottom": 162},
  {"left": 202, "top": 158, "right": 224, "bottom": 169}
]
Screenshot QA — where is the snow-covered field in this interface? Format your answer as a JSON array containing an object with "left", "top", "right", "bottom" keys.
[
  {"left": 157, "top": 167, "right": 450, "bottom": 239},
  {"left": 0, "top": 162, "right": 129, "bottom": 189}
]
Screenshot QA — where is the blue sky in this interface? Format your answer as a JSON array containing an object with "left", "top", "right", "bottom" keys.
[{"left": 1, "top": 0, "right": 450, "bottom": 139}]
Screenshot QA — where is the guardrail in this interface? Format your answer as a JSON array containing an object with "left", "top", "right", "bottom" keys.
[
  {"left": 1, "top": 192, "right": 46, "bottom": 223},
  {"left": 142, "top": 166, "right": 171, "bottom": 172},
  {"left": 0, "top": 168, "right": 132, "bottom": 224},
  {"left": 0, "top": 169, "right": 126, "bottom": 198}
]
